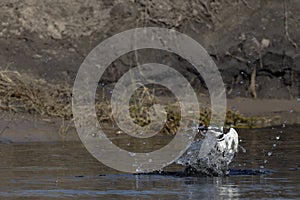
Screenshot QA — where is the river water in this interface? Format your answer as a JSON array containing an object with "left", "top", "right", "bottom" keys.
[{"left": 0, "top": 125, "right": 299, "bottom": 199}]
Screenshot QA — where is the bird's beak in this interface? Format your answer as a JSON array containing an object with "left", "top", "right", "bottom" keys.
[{"left": 197, "top": 125, "right": 208, "bottom": 132}]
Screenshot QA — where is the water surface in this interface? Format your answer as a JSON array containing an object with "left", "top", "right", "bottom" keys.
[{"left": 0, "top": 126, "right": 299, "bottom": 199}]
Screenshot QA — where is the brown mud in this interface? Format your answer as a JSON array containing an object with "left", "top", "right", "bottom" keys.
[{"left": 0, "top": 0, "right": 299, "bottom": 142}]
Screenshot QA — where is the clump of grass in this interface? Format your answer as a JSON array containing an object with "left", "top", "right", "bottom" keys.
[
  {"left": 0, "top": 70, "right": 72, "bottom": 119},
  {"left": 0, "top": 70, "right": 257, "bottom": 134}
]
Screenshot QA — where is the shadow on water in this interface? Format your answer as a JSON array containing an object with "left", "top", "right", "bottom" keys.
[{"left": 0, "top": 125, "right": 299, "bottom": 199}]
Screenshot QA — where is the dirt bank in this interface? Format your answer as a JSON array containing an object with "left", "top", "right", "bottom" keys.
[
  {"left": 0, "top": 0, "right": 299, "bottom": 98},
  {"left": 0, "top": 1, "right": 299, "bottom": 142},
  {"left": 1, "top": 98, "right": 299, "bottom": 143}
]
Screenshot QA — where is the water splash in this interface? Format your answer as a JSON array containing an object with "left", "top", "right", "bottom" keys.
[
  {"left": 267, "top": 152, "right": 272, "bottom": 156},
  {"left": 176, "top": 127, "right": 239, "bottom": 176}
]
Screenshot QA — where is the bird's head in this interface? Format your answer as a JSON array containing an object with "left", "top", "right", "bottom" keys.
[
  {"left": 199, "top": 125, "right": 239, "bottom": 154},
  {"left": 216, "top": 127, "right": 239, "bottom": 154}
]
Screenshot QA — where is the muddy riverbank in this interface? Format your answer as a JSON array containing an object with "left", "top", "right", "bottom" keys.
[
  {"left": 0, "top": 0, "right": 299, "bottom": 99},
  {"left": 0, "top": 1, "right": 299, "bottom": 143},
  {"left": 0, "top": 97, "right": 299, "bottom": 143}
]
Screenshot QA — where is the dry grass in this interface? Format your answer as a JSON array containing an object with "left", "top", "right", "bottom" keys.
[
  {"left": 0, "top": 70, "right": 257, "bottom": 134},
  {"left": 0, "top": 70, "right": 72, "bottom": 119}
]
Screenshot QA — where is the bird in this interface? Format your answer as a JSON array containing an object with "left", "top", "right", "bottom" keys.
[{"left": 177, "top": 125, "right": 239, "bottom": 176}]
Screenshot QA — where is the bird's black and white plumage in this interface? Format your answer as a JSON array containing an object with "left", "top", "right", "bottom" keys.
[{"left": 177, "top": 126, "right": 239, "bottom": 176}]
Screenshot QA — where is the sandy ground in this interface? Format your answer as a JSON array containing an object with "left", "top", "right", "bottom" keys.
[{"left": 227, "top": 98, "right": 300, "bottom": 125}]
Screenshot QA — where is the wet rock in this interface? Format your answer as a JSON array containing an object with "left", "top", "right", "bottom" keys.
[
  {"left": 256, "top": 77, "right": 291, "bottom": 99},
  {"left": 242, "top": 35, "right": 260, "bottom": 60},
  {"left": 294, "top": 56, "right": 300, "bottom": 73}
]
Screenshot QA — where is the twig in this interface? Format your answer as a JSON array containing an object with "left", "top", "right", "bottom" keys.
[
  {"left": 249, "top": 65, "right": 257, "bottom": 98},
  {"left": 241, "top": 0, "right": 254, "bottom": 9},
  {"left": 237, "top": 0, "right": 241, "bottom": 31},
  {"left": 0, "top": 126, "right": 8, "bottom": 136},
  {"left": 284, "top": 0, "right": 298, "bottom": 48},
  {"left": 0, "top": 113, "right": 15, "bottom": 136},
  {"left": 226, "top": 52, "right": 247, "bottom": 62}
]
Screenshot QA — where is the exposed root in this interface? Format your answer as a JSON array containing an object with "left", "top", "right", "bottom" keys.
[
  {"left": 249, "top": 65, "right": 257, "bottom": 98},
  {"left": 284, "top": 0, "right": 298, "bottom": 48}
]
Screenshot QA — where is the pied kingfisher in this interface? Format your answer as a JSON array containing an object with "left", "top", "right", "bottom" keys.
[{"left": 177, "top": 125, "right": 239, "bottom": 176}]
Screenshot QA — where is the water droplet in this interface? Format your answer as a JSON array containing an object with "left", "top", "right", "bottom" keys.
[
  {"left": 289, "top": 109, "right": 294, "bottom": 113},
  {"left": 116, "top": 130, "right": 123, "bottom": 135},
  {"left": 260, "top": 165, "right": 264, "bottom": 169},
  {"left": 276, "top": 136, "right": 280, "bottom": 140},
  {"left": 240, "top": 81, "right": 243, "bottom": 84},
  {"left": 239, "top": 145, "right": 247, "bottom": 153},
  {"left": 129, "top": 152, "right": 136, "bottom": 157},
  {"left": 267, "top": 152, "right": 272, "bottom": 156},
  {"left": 136, "top": 168, "right": 143, "bottom": 173},
  {"left": 143, "top": 142, "right": 146, "bottom": 145},
  {"left": 264, "top": 160, "right": 268, "bottom": 163},
  {"left": 273, "top": 143, "right": 277, "bottom": 147},
  {"left": 127, "top": 142, "right": 131, "bottom": 146}
]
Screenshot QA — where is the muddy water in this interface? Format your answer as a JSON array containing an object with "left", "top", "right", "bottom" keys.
[{"left": 0, "top": 126, "right": 299, "bottom": 199}]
